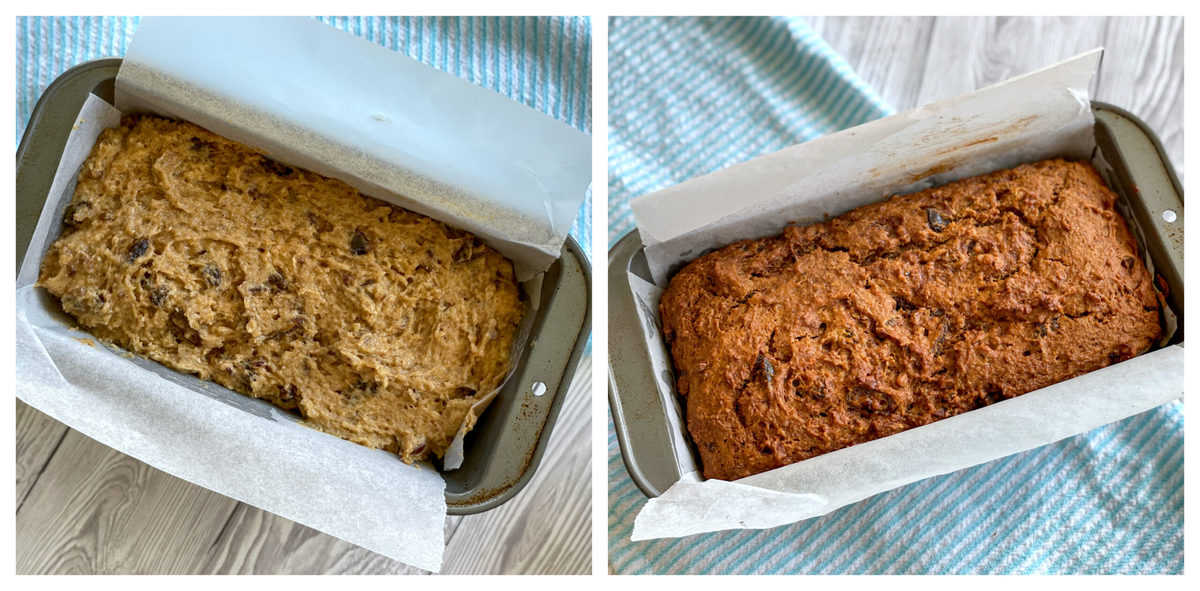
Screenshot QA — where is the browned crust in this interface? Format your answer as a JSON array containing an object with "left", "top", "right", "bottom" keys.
[{"left": 659, "top": 159, "right": 1161, "bottom": 481}]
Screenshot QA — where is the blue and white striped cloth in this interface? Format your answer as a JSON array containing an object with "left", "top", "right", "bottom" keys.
[
  {"left": 607, "top": 16, "right": 1183, "bottom": 574},
  {"left": 15, "top": 16, "right": 592, "bottom": 253}
]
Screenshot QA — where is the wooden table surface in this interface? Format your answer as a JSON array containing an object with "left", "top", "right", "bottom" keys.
[
  {"left": 807, "top": 16, "right": 1183, "bottom": 176},
  {"left": 16, "top": 357, "right": 591, "bottom": 574}
]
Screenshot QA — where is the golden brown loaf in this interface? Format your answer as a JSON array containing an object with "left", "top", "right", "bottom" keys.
[
  {"left": 39, "top": 115, "right": 524, "bottom": 463},
  {"left": 659, "top": 159, "right": 1161, "bottom": 481}
]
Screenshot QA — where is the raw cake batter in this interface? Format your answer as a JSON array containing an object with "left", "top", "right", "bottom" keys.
[{"left": 39, "top": 115, "right": 525, "bottom": 463}]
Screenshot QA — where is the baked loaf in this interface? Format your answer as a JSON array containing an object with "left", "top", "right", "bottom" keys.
[
  {"left": 659, "top": 159, "right": 1161, "bottom": 481},
  {"left": 39, "top": 115, "right": 524, "bottom": 463}
]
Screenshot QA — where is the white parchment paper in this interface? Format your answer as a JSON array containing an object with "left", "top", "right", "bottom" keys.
[
  {"left": 16, "top": 17, "right": 590, "bottom": 571},
  {"left": 633, "top": 50, "right": 1100, "bottom": 285},
  {"left": 626, "top": 50, "right": 1185, "bottom": 540},
  {"left": 117, "top": 16, "right": 590, "bottom": 279}
]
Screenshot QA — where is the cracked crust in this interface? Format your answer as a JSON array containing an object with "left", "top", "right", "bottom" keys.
[
  {"left": 659, "top": 159, "right": 1162, "bottom": 481},
  {"left": 38, "top": 115, "right": 524, "bottom": 463}
]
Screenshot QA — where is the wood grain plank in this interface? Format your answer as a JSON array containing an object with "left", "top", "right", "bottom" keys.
[
  {"left": 814, "top": 16, "right": 1182, "bottom": 175},
  {"left": 15, "top": 400, "right": 69, "bottom": 510},
  {"left": 201, "top": 506, "right": 463, "bottom": 574},
  {"left": 915, "top": 17, "right": 1104, "bottom": 106},
  {"left": 808, "top": 16, "right": 936, "bottom": 112},
  {"left": 1094, "top": 16, "right": 1184, "bottom": 176},
  {"left": 15, "top": 429, "right": 239, "bottom": 574},
  {"left": 442, "top": 359, "right": 592, "bottom": 574},
  {"left": 199, "top": 503, "right": 436, "bottom": 574}
]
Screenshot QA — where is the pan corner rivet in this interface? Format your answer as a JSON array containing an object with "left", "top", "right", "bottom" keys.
[
  {"left": 1162, "top": 209, "right": 1177, "bottom": 223},
  {"left": 531, "top": 381, "right": 547, "bottom": 397}
]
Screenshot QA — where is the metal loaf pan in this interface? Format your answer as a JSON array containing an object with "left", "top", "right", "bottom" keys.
[
  {"left": 609, "top": 101, "right": 1184, "bottom": 498},
  {"left": 17, "top": 58, "right": 591, "bottom": 515}
]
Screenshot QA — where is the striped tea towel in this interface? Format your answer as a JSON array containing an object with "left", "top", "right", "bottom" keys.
[
  {"left": 15, "top": 16, "right": 592, "bottom": 253},
  {"left": 606, "top": 15, "right": 1183, "bottom": 574}
]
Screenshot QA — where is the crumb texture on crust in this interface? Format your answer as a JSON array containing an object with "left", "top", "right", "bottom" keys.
[
  {"left": 659, "top": 159, "right": 1162, "bottom": 481},
  {"left": 38, "top": 115, "right": 525, "bottom": 462}
]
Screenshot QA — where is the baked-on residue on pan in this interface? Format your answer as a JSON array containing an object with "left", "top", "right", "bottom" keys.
[
  {"left": 39, "top": 115, "right": 525, "bottom": 463},
  {"left": 659, "top": 159, "right": 1161, "bottom": 481}
]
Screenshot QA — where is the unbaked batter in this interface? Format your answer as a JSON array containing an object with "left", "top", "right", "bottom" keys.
[{"left": 39, "top": 115, "right": 525, "bottom": 463}]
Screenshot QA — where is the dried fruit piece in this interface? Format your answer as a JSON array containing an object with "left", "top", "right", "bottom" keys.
[
  {"left": 453, "top": 238, "right": 485, "bottom": 263},
  {"left": 205, "top": 346, "right": 226, "bottom": 363},
  {"left": 756, "top": 353, "right": 774, "bottom": 384},
  {"left": 350, "top": 230, "right": 369, "bottom": 255},
  {"left": 60, "top": 287, "right": 106, "bottom": 314},
  {"left": 340, "top": 379, "right": 381, "bottom": 403},
  {"left": 277, "top": 383, "right": 298, "bottom": 402},
  {"left": 925, "top": 208, "right": 948, "bottom": 232},
  {"left": 62, "top": 200, "right": 91, "bottom": 227},
  {"left": 202, "top": 264, "right": 222, "bottom": 287},
  {"left": 128, "top": 238, "right": 150, "bottom": 263},
  {"left": 150, "top": 286, "right": 169, "bottom": 307},
  {"left": 1035, "top": 316, "right": 1061, "bottom": 337},
  {"left": 267, "top": 271, "right": 288, "bottom": 292}
]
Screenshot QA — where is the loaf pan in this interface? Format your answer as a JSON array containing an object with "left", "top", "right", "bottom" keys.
[
  {"left": 17, "top": 58, "right": 592, "bottom": 514},
  {"left": 608, "top": 101, "right": 1184, "bottom": 497}
]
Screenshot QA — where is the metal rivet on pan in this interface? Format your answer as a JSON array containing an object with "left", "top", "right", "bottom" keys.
[
  {"left": 1162, "top": 209, "right": 1177, "bottom": 223},
  {"left": 531, "top": 381, "right": 547, "bottom": 397}
]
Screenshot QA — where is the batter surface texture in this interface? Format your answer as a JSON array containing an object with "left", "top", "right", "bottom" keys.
[
  {"left": 659, "top": 159, "right": 1161, "bottom": 480},
  {"left": 39, "top": 115, "right": 524, "bottom": 463}
]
